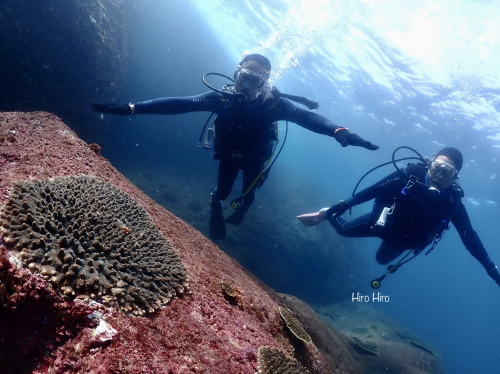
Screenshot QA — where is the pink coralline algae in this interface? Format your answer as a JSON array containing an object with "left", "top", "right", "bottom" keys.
[{"left": 0, "top": 243, "right": 99, "bottom": 374}]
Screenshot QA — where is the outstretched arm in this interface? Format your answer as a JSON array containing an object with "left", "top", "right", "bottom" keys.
[
  {"left": 298, "top": 170, "right": 405, "bottom": 225},
  {"left": 91, "top": 91, "right": 223, "bottom": 116},
  {"left": 324, "top": 170, "right": 405, "bottom": 219},
  {"left": 452, "top": 203, "right": 500, "bottom": 287},
  {"left": 276, "top": 98, "right": 379, "bottom": 150}
]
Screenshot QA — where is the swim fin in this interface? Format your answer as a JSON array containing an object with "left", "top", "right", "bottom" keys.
[
  {"left": 209, "top": 199, "right": 226, "bottom": 240},
  {"left": 297, "top": 208, "right": 328, "bottom": 226},
  {"left": 225, "top": 202, "right": 250, "bottom": 226}
]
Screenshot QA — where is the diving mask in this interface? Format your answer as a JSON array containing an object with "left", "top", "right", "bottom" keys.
[
  {"left": 233, "top": 67, "right": 266, "bottom": 89},
  {"left": 429, "top": 159, "right": 459, "bottom": 180}
]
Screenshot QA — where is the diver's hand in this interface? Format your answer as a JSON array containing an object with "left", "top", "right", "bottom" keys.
[
  {"left": 335, "top": 128, "right": 379, "bottom": 150},
  {"left": 324, "top": 200, "right": 350, "bottom": 220},
  {"left": 91, "top": 103, "right": 132, "bottom": 115},
  {"left": 487, "top": 266, "right": 500, "bottom": 287}
]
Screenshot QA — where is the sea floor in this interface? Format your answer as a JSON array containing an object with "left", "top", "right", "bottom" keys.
[{"left": 314, "top": 301, "right": 443, "bottom": 374}]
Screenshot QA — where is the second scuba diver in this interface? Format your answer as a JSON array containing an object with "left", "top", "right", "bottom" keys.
[
  {"left": 92, "top": 54, "right": 379, "bottom": 241},
  {"left": 298, "top": 146, "right": 500, "bottom": 288}
]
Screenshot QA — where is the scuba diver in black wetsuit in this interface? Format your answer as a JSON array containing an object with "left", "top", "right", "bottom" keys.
[
  {"left": 298, "top": 146, "right": 500, "bottom": 288},
  {"left": 91, "top": 54, "right": 379, "bottom": 241}
]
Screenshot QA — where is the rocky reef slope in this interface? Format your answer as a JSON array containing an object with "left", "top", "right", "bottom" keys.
[{"left": 0, "top": 111, "right": 443, "bottom": 374}]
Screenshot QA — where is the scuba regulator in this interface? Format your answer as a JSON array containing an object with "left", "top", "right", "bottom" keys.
[{"left": 202, "top": 72, "right": 320, "bottom": 109}]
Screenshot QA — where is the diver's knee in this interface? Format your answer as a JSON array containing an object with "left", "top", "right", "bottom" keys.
[
  {"left": 375, "top": 254, "right": 391, "bottom": 265},
  {"left": 375, "top": 248, "right": 395, "bottom": 265}
]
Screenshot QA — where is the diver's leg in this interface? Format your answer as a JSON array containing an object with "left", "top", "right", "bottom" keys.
[
  {"left": 328, "top": 213, "right": 376, "bottom": 238},
  {"left": 225, "top": 158, "right": 264, "bottom": 226},
  {"left": 209, "top": 193, "right": 225, "bottom": 240},
  {"left": 209, "top": 158, "right": 239, "bottom": 240},
  {"left": 375, "top": 241, "right": 408, "bottom": 264},
  {"left": 214, "top": 157, "right": 240, "bottom": 201},
  {"left": 209, "top": 190, "right": 224, "bottom": 238}
]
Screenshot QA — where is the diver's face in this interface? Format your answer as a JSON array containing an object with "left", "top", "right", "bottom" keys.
[
  {"left": 234, "top": 60, "right": 269, "bottom": 99},
  {"left": 428, "top": 155, "right": 459, "bottom": 190}
]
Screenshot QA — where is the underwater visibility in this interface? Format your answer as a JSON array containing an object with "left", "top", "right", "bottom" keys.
[{"left": 1, "top": 0, "right": 500, "bottom": 373}]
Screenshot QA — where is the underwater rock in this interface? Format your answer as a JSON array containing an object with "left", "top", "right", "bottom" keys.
[
  {"left": 317, "top": 301, "right": 445, "bottom": 374},
  {"left": 1, "top": 111, "right": 445, "bottom": 373},
  {"left": 0, "top": 111, "right": 360, "bottom": 374},
  {"left": 349, "top": 336, "right": 379, "bottom": 355},
  {"left": 0, "top": 0, "right": 135, "bottom": 136},
  {"left": 276, "top": 294, "right": 358, "bottom": 374},
  {"left": 396, "top": 330, "right": 440, "bottom": 356}
]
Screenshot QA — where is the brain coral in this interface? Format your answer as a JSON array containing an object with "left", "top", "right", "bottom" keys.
[{"left": 0, "top": 176, "right": 189, "bottom": 315}]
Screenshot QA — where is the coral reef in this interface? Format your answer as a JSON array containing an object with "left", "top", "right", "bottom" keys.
[
  {"left": 0, "top": 111, "right": 445, "bottom": 373},
  {"left": 0, "top": 111, "right": 344, "bottom": 374},
  {"left": 277, "top": 294, "right": 358, "bottom": 374},
  {"left": 0, "top": 175, "right": 188, "bottom": 315},
  {"left": 279, "top": 306, "right": 312, "bottom": 344},
  {"left": 257, "top": 346, "right": 311, "bottom": 374},
  {"left": 219, "top": 280, "right": 245, "bottom": 306}
]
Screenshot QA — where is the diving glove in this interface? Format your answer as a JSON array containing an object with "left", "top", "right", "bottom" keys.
[
  {"left": 91, "top": 103, "right": 132, "bottom": 115},
  {"left": 324, "top": 200, "right": 350, "bottom": 220},
  {"left": 334, "top": 128, "right": 379, "bottom": 151}
]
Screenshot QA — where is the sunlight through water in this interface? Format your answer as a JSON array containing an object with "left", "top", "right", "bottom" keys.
[{"left": 190, "top": 0, "right": 500, "bottom": 146}]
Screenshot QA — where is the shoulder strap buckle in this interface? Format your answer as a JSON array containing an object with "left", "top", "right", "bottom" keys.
[{"left": 401, "top": 176, "right": 417, "bottom": 195}]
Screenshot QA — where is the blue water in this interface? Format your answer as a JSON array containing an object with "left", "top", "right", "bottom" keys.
[{"left": 100, "top": 1, "right": 500, "bottom": 372}]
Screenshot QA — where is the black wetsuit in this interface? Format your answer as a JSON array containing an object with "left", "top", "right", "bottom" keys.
[
  {"left": 134, "top": 87, "right": 341, "bottom": 206},
  {"left": 331, "top": 163, "right": 496, "bottom": 274}
]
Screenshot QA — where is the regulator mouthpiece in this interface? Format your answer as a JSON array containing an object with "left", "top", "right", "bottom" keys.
[{"left": 428, "top": 186, "right": 440, "bottom": 195}]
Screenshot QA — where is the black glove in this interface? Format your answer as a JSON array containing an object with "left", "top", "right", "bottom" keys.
[
  {"left": 487, "top": 266, "right": 500, "bottom": 287},
  {"left": 324, "top": 200, "right": 350, "bottom": 220},
  {"left": 335, "top": 128, "right": 379, "bottom": 150},
  {"left": 91, "top": 103, "right": 132, "bottom": 115}
]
